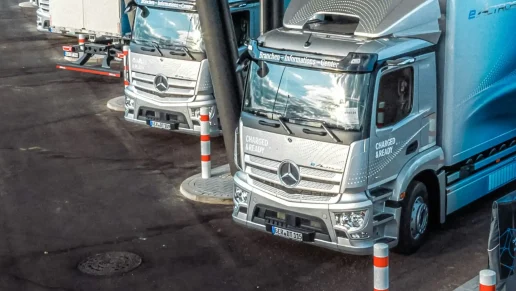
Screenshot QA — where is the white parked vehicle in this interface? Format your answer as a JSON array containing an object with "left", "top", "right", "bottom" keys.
[
  {"left": 51, "top": 0, "right": 134, "bottom": 77},
  {"left": 36, "top": 0, "right": 50, "bottom": 32},
  {"left": 123, "top": 0, "right": 262, "bottom": 135}
]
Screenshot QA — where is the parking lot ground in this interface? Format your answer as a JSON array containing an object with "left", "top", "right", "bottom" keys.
[{"left": 1, "top": 1, "right": 515, "bottom": 290}]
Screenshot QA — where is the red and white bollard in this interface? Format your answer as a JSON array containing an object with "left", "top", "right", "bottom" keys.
[
  {"left": 200, "top": 107, "right": 211, "bottom": 179},
  {"left": 479, "top": 270, "right": 496, "bottom": 291},
  {"left": 373, "top": 243, "right": 389, "bottom": 291},
  {"left": 123, "top": 45, "right": 130, "bottom": 87},
  {"left": 78, "top": 34, "right": 86, "bottom": 52}
]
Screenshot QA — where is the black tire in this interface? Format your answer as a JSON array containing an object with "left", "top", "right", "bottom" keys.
[{"left": 393, "top": 180, "right": 430, "bottom": 255}]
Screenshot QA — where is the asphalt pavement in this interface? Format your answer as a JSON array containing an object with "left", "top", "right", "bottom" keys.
[{"left": 0, "top": 2, "right": 514, "bottom": 290}]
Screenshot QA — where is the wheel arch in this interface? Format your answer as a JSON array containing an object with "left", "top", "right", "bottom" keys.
[
  {"left": 412, "top": 170, "right": 441, "bottom": 225},
  {"left": 391, "top": 147, "right": 445, "bottom": 222}
]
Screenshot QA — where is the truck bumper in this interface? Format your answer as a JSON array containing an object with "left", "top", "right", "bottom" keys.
[
  {"left": 232, "top": 172, "right": 399, "bottom": 255},
  {"left": 36, "top": 9, "right": 50, "bottom": 32},
  {"left": 124, "top": 87, "right": 222, "bottom": 136}
]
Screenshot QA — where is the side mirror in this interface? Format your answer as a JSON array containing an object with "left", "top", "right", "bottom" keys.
[
  {"left": 236, "top": 50, "right": 251, "bottom": 73},
  {"left": 256, "top": 61, "right": 269, "bottom": 78},
  {"left": 124, "top": 0, "right": 137, "bottom": 14}
]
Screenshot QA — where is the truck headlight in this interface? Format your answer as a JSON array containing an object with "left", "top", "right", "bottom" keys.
[
  {"left": 335, "top": 210, "right": 367, "bottom": 231},
  {"left": 234, "top": 186, "right": 249, "bottom": 204}
]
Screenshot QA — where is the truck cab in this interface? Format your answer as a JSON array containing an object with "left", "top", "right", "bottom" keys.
[
  {"left": 232, "top": 0, "right": 516, "bottom": 255},
  {"left": 124, "top": 0, "right": 261, "bottom": 135},
  {"left": 36, "top": 0, "right": 50, "bottom": 32}
]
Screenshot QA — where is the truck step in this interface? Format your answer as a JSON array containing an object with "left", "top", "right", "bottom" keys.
[
  {"left": 373, "top": 213, "right": 394, "bottom": 226},
  {"left": 369, "top": 187, "right": 393, "bottom": 202}
]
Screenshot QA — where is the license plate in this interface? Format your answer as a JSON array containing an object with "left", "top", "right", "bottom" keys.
[
  {"left": 271, "top": 226, "right": 303, "bottom": 242},
  {"left": 64, "top": 51, "right": 79, "bottom": 58},
  {"left": 148, "top": 121, "right": 172, "bottom": 130}
]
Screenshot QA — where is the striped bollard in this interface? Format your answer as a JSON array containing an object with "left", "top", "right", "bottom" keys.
[
  {"left": 374, "top": 243, "right": 389, "bottom": 291},
  {"left": 200, "top": 107, "right": 211, "bottom": 179},
  {"left": 79, "top": 34, "right": 86, "bottom": 56},
  {"left": 479, "top": 270, "right": 496, "bottom": 291},
  {"left": 123, "top": 45, "right": 130, "bottom": 87}
]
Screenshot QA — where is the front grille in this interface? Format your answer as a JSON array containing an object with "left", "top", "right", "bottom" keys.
[
  {"left": 39, "top": 0, "right": 49, "bottom": 12},
  {"left": 131, "top": 71, "right": 197, "bottom": 98},
  {"left": 249, "top": 155, "right": 341, "bottom": 182},
  {"left": 245, "top": 154, "right": 343, "bottom": 198},
  {"left": 252, "top": 179, "right": 338, "bottom": 203}
]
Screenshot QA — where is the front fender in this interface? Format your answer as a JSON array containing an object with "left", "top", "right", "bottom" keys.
[{"left": 392, "top": 146, "right": 444, "bottom": 202}]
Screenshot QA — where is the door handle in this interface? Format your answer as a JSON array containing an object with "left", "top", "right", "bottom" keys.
[
  {"left": 406, "top": 140, "right": 419, "bottom": 155},
  {"left": 258, "top": 120, "right": 280, "bottom": 128}
]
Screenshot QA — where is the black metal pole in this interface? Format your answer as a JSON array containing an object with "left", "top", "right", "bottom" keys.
[
  {"left": 260, "top": 0, "right": 272, "bottom": 34},
  {"left": 271, "top": 0, "right": 285, "bottom": 30},
  {"left": 220, "top": 0, "right": 244, "bottom": 103},
  {"left": 197, "top": 0, "right": 241, "bottom": 175}
]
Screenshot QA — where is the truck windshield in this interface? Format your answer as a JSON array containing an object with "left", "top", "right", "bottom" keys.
[
  {"left": 133, "top": 7, "right": 203, "bottom": 53},
  {"left": 244, "top": 61, "right": 370, "bottom": 131}
]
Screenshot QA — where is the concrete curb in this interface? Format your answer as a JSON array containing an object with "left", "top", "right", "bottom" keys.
[
  {"left": 180, "top": 164, "right": 234, "bottom": 205},
  {"left": 107, "top": 96, "right": 125, "bottom": 112},
  {"left": 454, "top": 275, "right": 479, "bottom": 291},
  {"left": 19, "top": 2, "right": 36, "bottom": 8}
]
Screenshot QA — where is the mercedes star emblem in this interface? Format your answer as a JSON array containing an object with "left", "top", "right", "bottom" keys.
[
  {"left": 154, "top": 74, "right": 169, "bottom": 92},
  {"left": 278, "top": 161, "right": 301, "bottom": 188}
]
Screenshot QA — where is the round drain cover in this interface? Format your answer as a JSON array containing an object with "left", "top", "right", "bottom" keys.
[{"left": 78, "top": 251, "right": 142, "bottom": 276}]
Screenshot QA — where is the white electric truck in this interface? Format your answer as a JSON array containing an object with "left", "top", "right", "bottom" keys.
[
  {"left": 232, "top": 0, "right": 516, "bottom": 255},
  {"left": 123, "top": 0, "right": 262, "bottom": 135}
]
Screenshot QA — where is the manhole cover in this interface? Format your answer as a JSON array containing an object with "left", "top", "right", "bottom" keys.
[{"left": 77, "top": 251, "right": 142, "bottom": 276}]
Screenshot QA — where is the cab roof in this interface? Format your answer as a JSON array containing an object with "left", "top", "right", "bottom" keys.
[
  {"left": 283, "top": 0, "right": 441, "bottom": 44},
  {"left": 257, "top": 28, "right": 434, "bottom": 61}
]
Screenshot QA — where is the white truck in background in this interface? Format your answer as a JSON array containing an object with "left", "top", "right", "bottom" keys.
[
  {"left": 51, "top": 0, "right": 135, "bottom": 77},
  {"left": 124, "top": 0, "right": 289, "bottom": 135},
  {"left": 36, "top": 0, "right": 50, "bottom": 32}
]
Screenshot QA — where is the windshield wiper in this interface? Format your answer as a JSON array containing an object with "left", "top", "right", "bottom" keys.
[
  {"left": 161, "top": 43, "right": 194, "bottom": 60},
  {"left": 284, "top": 117, "right": 341, "bottom": 143},
  {"left": 277, "top": 116, "right": 292, "bottom": 135},
  {"left": 247, "top": 109, "right": 272, "bottom": 118},
  {"left": 247, "top": 109, "right": 292, "bottom": 135},
  {"left": 177, "top": 45, "right": 194, "bottom": 61},
  {"left": 151, "top": 41, "right": 164, "bottom": 57}
]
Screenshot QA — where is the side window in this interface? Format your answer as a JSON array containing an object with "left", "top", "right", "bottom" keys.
[
  {"left": 232, "top": 11, "right": 250, "bottom": 47},
  {"left": 376, "top": 67, "right": 414, "bottom": 128}
]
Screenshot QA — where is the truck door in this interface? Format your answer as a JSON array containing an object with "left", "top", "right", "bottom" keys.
[
  {"left": 230, "top": 3, "right": 259, "bottom": 55},
  {"left": 368, "top": 65, "right": 422, "bottom": 186}
]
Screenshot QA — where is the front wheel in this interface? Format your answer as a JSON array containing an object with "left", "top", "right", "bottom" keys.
[{"left": 393, "top": 180, "right": 430, "bottom": 255}]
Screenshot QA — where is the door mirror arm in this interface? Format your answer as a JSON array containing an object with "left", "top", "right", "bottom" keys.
[
  {"left": 124, "top": 0, "right": 139, "bottom": 14},
  {"left": 385, "top": 57, "right": 416, "bottom": 68}
]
